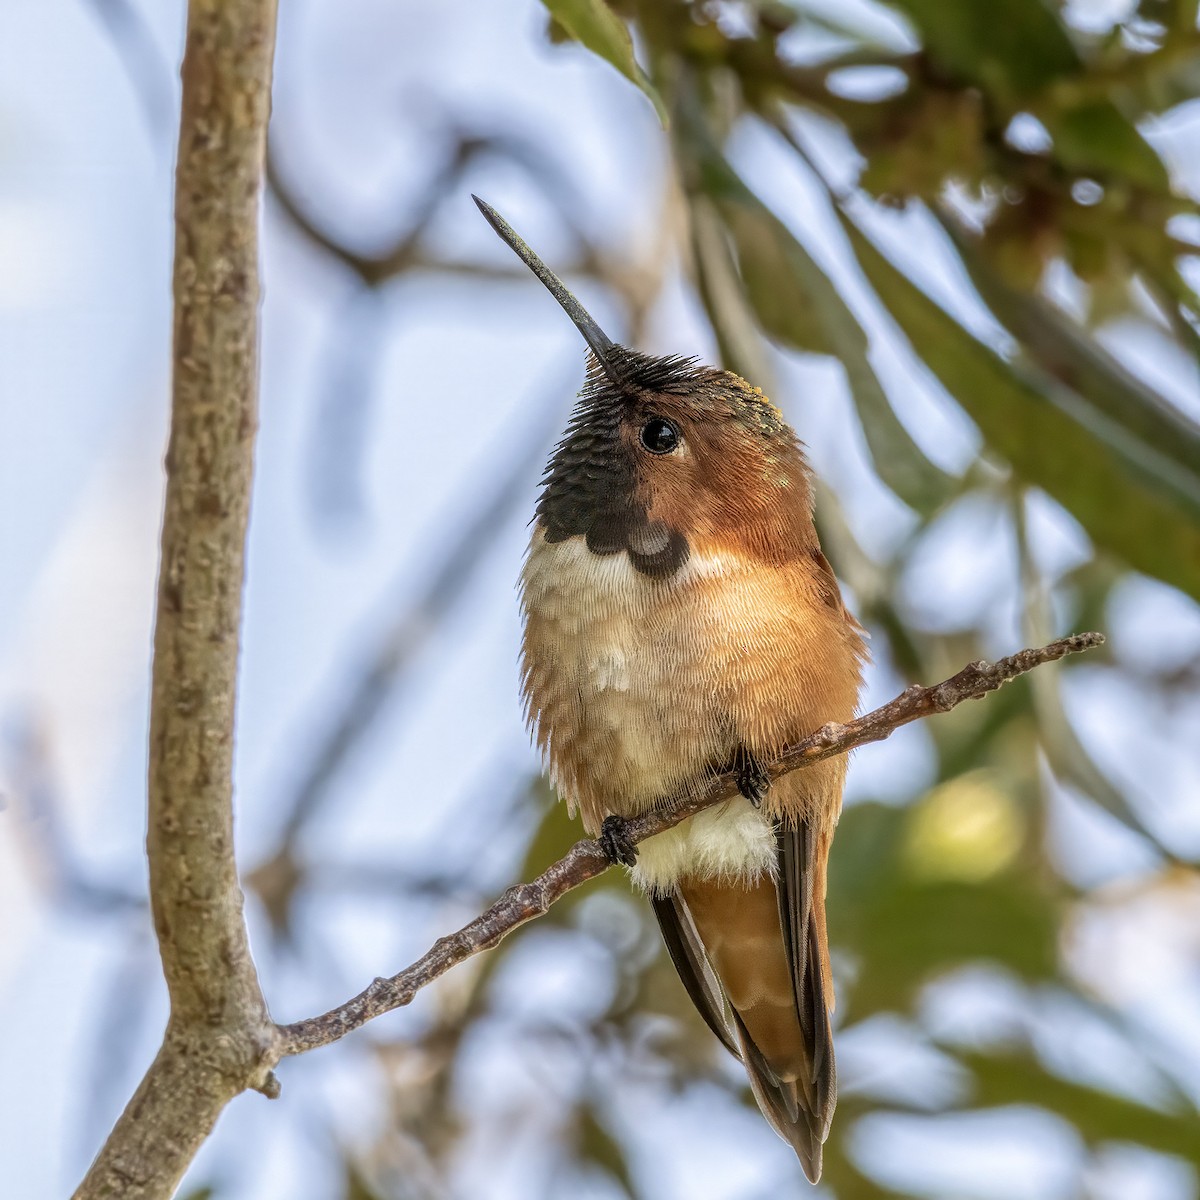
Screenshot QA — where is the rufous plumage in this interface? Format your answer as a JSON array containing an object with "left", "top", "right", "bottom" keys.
[{"left": 476, "top": 195, "right": 866, "bottom": 1182}]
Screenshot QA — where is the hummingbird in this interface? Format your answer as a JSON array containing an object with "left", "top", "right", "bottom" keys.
[{"left": 475, "top": 195, "right": 866, "bottom": 1182}]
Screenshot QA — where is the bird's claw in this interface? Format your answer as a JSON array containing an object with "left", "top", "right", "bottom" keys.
[
  {"left": 735, "top": 749, "right": 771, "bottom": 809},
  {"left": 600, "top": 815, "right": 639, "bottom": 867}
]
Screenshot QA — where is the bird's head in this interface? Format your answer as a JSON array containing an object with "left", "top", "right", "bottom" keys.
[{"left": 474, "top": 196, "right": 816, "bottom": 580}]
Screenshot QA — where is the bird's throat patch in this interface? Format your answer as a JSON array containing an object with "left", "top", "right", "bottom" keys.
[
  {"left": 548, "top": 497, "right": 689, "bottom": 579},
  {"left": 537, "top": 395, "right": 689, "bottom": 579}
]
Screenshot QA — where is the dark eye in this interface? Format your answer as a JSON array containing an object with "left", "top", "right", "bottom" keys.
[{"left": 639, "top": 418, "right": 680, "bottom": 455}]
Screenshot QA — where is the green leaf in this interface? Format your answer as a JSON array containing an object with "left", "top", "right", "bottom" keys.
[
  {"left": 887, "top": 0, "right": 1169, "bottom": 190},
  {"left": 541, "top": 0, "right": 668, "bottom": 127},
  {"left": 577, "top": 1103, "right": 636, "bottom": 1196},
  {"left": 718, "top": 192, "right": 836, "bottom": 359},
  {"left": 885, "top": 0, "right": 1078, "bottom": 98},
  {"left": 855, "top": 878, "right": 1060, "bottom": 1017},
  {"left": 1045, "top": 99, "right": 1171, "bottom": 192},
  {"left": 688, "top": 195, "right": 777, "bottom": 385},
  {"left": 1015, "top": 503, "right": 1182, "bottom": 855},
  {"left": 690, "top": 149, "right": 957, "bottom": 515},
  {"left": 838, "top": 329, "right": 961, "bottom": 518},
  {"left": 830, "top": 804, "right": 1061, "bottom": 1018},
  {"left": 840, "top": 211, "right": 1200, "bottom": 599},
  {"left": 344, "top": 1162, "right": 386, "bottom": 1200},
  {"left": 941, "top": 215, "right": 1200, "bottom": 487}
]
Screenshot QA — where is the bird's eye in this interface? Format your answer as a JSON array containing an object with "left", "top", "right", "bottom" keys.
[{"left": 639, "top": 418, "right": 680, "bottom": 455}]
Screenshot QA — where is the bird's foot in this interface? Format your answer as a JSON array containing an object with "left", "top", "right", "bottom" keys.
[
  {"left": 599, "top": 815, "right": 638, "bottom": 867},
  {"left": 734, "top": 748, "right": 771, "bottom": 809}
]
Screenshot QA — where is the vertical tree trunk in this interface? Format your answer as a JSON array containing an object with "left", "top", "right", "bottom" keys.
[{"left": 72, "top": 2, "right": 279, "bottom": 1195}]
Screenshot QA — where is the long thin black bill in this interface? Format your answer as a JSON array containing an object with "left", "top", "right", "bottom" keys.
[{"left": 472, "top": 194, "right": 619, "bottom": 379}]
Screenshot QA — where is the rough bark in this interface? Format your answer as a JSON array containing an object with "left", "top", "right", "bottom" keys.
[{"left": 72, "top": 2, "right": 279, "bottom": 1197}]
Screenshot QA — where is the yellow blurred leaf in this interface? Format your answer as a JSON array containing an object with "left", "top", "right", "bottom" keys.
[{"left": 903, "top": 771, "right": 1024, "bottom": 882}]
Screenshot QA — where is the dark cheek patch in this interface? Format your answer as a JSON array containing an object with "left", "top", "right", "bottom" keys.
[{"left": 538, "top": 413, "right": 689, "bottom": 579}]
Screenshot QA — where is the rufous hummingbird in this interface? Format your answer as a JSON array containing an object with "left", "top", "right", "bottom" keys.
[{"left": 475, "top": 195, "right": 866, "bottom": 1182}]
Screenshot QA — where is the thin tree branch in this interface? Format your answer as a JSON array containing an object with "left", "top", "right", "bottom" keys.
[
  {"left": 279, "top": 631, "right": 1103, "bottom": 1057},
  {"left": 266, "top": 125, "right": 665, "bottom": 331},
  {"left": 266, "top": 124, "right": 596, "bottom": 288},
  {"left": 72, "top": 2, "right": 279, "bottom": 1197}
]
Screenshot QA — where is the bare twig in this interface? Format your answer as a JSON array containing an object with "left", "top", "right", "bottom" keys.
[
  {"left": 266, "top": 124, "right": 665, "bottom": 332},
  {"left": 72, "top": 3, "right": 279, "bottom": 1197},
  {"left": 278, "top": 631, "right": 1103, "bottom": 1056},
  {"left": 266, "top": 139, "right": 449, "bottom": 286},
  {"left": 266, "top": 129, "right": 591, "bottom": 288},
  {"left": 270, "top": 120, "right": 609, "bottom": 288}
]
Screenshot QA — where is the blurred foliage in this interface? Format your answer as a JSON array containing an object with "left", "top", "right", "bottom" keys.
[
  {"left": 403, "top": 0, "right": 1198, "bottom": 1193},
  {"left": 35, "top": 0, "right": 1200, "bottom": 1197},
  {"left": 628, "top": 0, "right": 1200, "bottom": 602},
  {"left": 544, "top": 0, "right": 669, "bottom": 125}
]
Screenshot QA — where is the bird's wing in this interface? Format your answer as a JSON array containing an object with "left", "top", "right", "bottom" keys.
[
  {"left": 669, "top": 816, "right": 837, "bottom": 1183},
  {"left": 649, "top": 891, "right": 740, "bottom": 1059},
  {"left": 776, "top": 820, "right": 836, "bottom": 1138}
]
